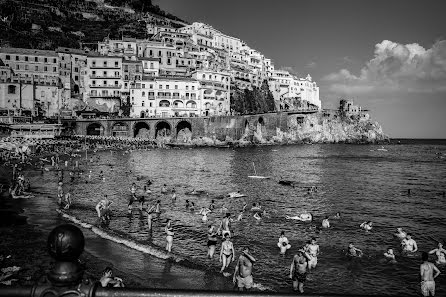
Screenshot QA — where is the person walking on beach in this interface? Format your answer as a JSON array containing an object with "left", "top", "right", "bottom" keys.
[
  {"left": 207, "top": 225, "right": 218, "bottom": 259},
  {"left": 165, "top": 219, "right": 174, "bottom": 252},
  {"left": 420, "top": 251, "right": 440, "bottom": 296},
  {"left": 220, "top": 233, "right": 235, "bottom": 273},
  {"left": 233, "top": 246, "right": 256, "bottom": 291},
  {"left": 290, "top": 248, "right": 311, "bottom": 293}
]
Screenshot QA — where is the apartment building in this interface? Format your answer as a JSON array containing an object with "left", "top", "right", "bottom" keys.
[
  {"left": 85, "top": 54, "right": 123, "bottom": 112},
  {"left": 191, "top": 69, "right": 230, "bottom": 116},
  {"left": 130, "top": 77, "right": 200, "bottom": 118}
]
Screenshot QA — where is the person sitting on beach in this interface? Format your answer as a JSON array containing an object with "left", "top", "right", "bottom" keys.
[
  {"left": 233, "top": 246, "right": 256, "bottom": 291},
  {"left": 96, "top": 195, "right": 112, "bottom": 222},
  {"left": 322, "top": 216, "right": 330, "bottom": 228},
  {"left": 286, "top": 213, "right": 313, "bottom": 222},
  {"left": 278, "top": 231, "right": 291, "bottom": 254},
  {"left": 289, "top": 248, "right": 311, "bottom": 293},
  {"left": 384, "top": 248, "right": 396, "bottom": 263},
  {"left": 429, "top": 242, "right": 446, "bottom": 265},
  {"left": 395, "top": 227, "right": 407, "bottom": 240},
  {"left": 401, "top": 234, "right": 418, "bottom": 253},
  {"left": 219, "top": 233, "right": 235, "bottom": 273},
  {"left": 100, "top": 267, "right": 124, "bottom": 288},
  {"left": 360, "top": 221, "right": 373, "bottom": 231},
  {"left": 348, "top": 243, "right": 363, "bottom": 257}
]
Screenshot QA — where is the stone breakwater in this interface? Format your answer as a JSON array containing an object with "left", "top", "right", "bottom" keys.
[
  {"left": 74, "top": 110, "right": 388, "bottom": 147},
  {"left": 188, "top": 111, "right": 388, "bottom": 147}
]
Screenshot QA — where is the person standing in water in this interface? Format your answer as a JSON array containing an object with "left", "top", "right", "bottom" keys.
[
  {"left": 290, "top": 249, "right": 311, "bottom": 293},
  {"left": 306, "top": 237, "right": 319, "bottom": 270},
  {"left": 322, "top": 216, "right": 330, "bottom": 228},
  {"left": 220, "top": 213, "right": 232, "bottom": 238},
  {"left": 219, "top": 233, "right": 235, "bottom": 273},
  {"left": 165, "top": 219, "right": 174, "bottom": 252},
  {"left": 57, "top": 182, "right": 64, "bottom": 206},
  {"left": 429, "top": 242, "right": 446, "bottom": 265},
  {"left": 128, "top": 183, "right": 137, "bottom": 214},
  {"left": 277, "top": 231, "right": 291, "bottom": 254},
  {"left": 420, "top": 251, "right": 440, "bottom": 296},
  {"left": 402, "top": 234, "right": 418, "bottom": 253},
  {"left": 207, "top": 225, "right": 218, "bottom": 259},
  {"left": 233, "top": 246, "right": 256, "bottom": 291}
]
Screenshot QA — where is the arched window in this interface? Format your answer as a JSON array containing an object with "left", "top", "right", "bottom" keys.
[{"left": 142, "top": 92, "right": 145, "bottom": 96}]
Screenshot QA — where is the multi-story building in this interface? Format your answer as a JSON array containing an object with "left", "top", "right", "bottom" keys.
[
  {"left": 191, "top": 69, "right": 231, "bottom": 116},
  {"left": 85, "top": 54, "right": 123, "bottom": 113},
  {"left": 130, "top": 77, "right": 200, "bottom": 118}
]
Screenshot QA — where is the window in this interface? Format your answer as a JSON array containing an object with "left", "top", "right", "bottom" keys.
[
  {"left": 115, "top": 61, "right": 119, "bottom": 67},
  {"left": 5, "top": 55, "right": 10, "bottom": 60},
  {"left": 149, "top": 102, "right": 153, "bottom": 107},
  {"left": 74, "top": 67, "right": 79, "bottom": 72},
  {"left": 149, "top": 84, "right": 153, "bottom": 89},
  {"left": 75, "top": 75, "right": 79, "bottom": 81},
  {"left": 150, "top": 63, "right": 154, "bottom": 69},
  {"left": 103, "top": 81, "right": 107, "bottom": 85},
  {"left": 124, "top": 65, "right": 129, "bottom": 71},
  {"left": 41, "top": 90, "right": 45, "bottom": 98},
  {"left": 166, "top": 85, "right": 169, "bottom": 90},
  {"left": 92, "top": 61, "right": 96, "bottom": 67},
  {"left": 158, "top": 51, "right": 162, "bottom": 57},
  {"left": 25, "top": 65, "right": 29, "bottom": 70},
  {"left": 142, "top": 101, "right": 145, "bottom": 107},
  {"left": 44, "top": 66, "right": 47, "bottom": 71},
  {"left": 103, "top": 61, "right": 107, "bottom": 67},
  {"left": 103, "top": 71, "right": 108, "bottom": 77},
  {"left": 44, "top": 58, "right": 48, "bottom": 62},
  {"left": 167, "top": 58, "right": 171, "bottom": 65},
  {"left": 142, "top": 92, "right": 145, "bottom": 96},
  {"left": 15, "top": 65, "right": 19, "bottom": 70},
  {"left": 114, "top": 81, "right": 118, "bottom": 86},
  {"left": 159, "top": 85, "right": 163, "bottom": 89},
  {"left": 149, "top": 50, "right": 153, "bottom": 56},
  {"left": 53, "top": 67, "right": 57, "bottom": 72},
  {"left": 175, "top": 85, "right": 178, "bottom": 89},
  {"left": 7, "top": 85, "right": 16, "bottom": 94},
  {"left": 202, "top": 74, "right": 205, "bottom": 79},
  {"left": 16, "top": 56, "right": 19, "bottom": 61},
  {"left": 186, "top": 85, "right": 189, "bottom": 90},
  {"left": 192, "top": 86, "right": 195, "bottom": 90},
  {"left": 92, "top": 81, "right": 96, "bottom": 85},
  {"left": 25, "top": 56, "right": 28, "bottom": 61}
]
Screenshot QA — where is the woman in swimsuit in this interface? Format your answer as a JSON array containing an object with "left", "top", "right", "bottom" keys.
[
  {"left": 165, "top": 219, "right": 174, "bottom": 252},
  {"left": 219, "top": 233, "right": 235, "bottom": 273},
  {"left": 207, "top": 225, "right": 218, "bottom": 259},
  {"left": 429, "top": 242, "right": 446, "bottom": 265}
]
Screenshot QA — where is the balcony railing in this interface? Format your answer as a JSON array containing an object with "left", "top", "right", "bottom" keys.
[
  {"left": 89, "top": 84, "right": 122, "bottom": 89},
  {"left": 89, "top": 75, "right": 121, "bottom": 79},
  {"left": 88, "top": 93, "right": 120, "bottom": 98},
  {"left": 89, "top": 65, "right": 121, "bottom": 69}
]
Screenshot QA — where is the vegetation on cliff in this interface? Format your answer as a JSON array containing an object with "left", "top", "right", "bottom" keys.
[
  {"left": 230, "top": 80, "right": 276, "bottom": 114},
  {"left": 0, "top": 0, "right": 185, "bottom": 50}
]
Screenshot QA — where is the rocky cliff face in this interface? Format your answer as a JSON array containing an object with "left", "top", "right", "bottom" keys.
[{"left": 241, "top": 111, "right": 388, "bottom": 146}]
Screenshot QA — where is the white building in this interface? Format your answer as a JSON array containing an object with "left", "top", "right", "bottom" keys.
[{"left": 130, "top": 77, "right": 200, "bottom": 118}]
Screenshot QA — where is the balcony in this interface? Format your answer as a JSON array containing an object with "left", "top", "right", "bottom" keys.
[
  {"left": 89, "top": 64, "right": 121, "bottom": 69},
  {"left": 89, "top": 84, "right": 122, "bottom": 89},
  {"left": 87, "top": 93, "right": 120, "bottom": 99},
  {"left": 89, "top": 75, "right": 121, "bottom": 79}
]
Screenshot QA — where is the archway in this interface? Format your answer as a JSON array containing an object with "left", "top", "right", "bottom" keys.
[
  {"left": 133, "top": 121, "right": 150, "bottom": 138},
  {"left": 244, "top": 120, "right": 250, "bottom": 134},
  {"left": 155, "top": 121, "right": 171, "bottom": 139},
  {"left": 86, "top": 123, "right": 103, "bottom": 136},
  {"left": 176, "top": 120, "right": 192, "bottom": 143},
  {"left": 112, "top": 122, "right": 128, "bottom": 137}
]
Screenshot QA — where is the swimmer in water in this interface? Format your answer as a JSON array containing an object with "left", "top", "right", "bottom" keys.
[
  {"left": 278, "top": 231, "right": 291, "bottom": 254},
  {"left": 395, "top": 228, "right": 407, "bottom": 240},
  {"left": 360, "top": 221, "right": 373, "bottom": 231},
  {"left": 322, "top": 216, "right": 330, "bottom": 228},
  {"left": 286, "top": 213, "right": 313, "bottom": 222},
  {"left": 219, "top": 233, "right": 235, "bottom": 273},
  {"left": 185, "top": 199, "right": 190, "bottom": 209},
  {"left": 57, "top": 182, "right": 64, "bottom": 206},
  {"left": 384, "top": 248, "right": 396, "bottom": 263},
  {"left": 171, "top": 188, "right": 176, "bottom": 201},
  {"left": 428, "top": 242, "right": 446, "bottom": 265},
  {"left": 348, "top": 243, "right": 363, "bottom": 257},
  {"left": 401, "top": 234, "right": 418, "bottom": 253},
  {"left": 209, "top": 200, "right": 216, "bottom": 211},
  {"left": 161, "top": 184, "right": 168, "bottom": 194},
  {"left": 333, "top": 212, "right": 341, "bottom": 219}
]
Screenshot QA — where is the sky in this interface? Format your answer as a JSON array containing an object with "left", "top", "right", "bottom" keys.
[{"left": 153, "top": 0, "right": 446, "bottom": 138}]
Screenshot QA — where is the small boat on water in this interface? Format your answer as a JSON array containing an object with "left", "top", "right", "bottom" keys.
[
  {"left": 248, "top": 162, "right": 270, "bottom": 179},
  {"left": 227, "top": 192, "right": 246, "bottom": 198}
]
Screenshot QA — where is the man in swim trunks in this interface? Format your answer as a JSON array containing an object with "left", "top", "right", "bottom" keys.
[
  {"left": 220, "top": 213, "right": 232, "bottom": 238},
  {"left": 290, "top": 249, "right": 311, "bottom": 293},
  {"left": 402, "top": 234, "right": 418, "bottom": 253},
  {"left": 429, "top": 242, "right": 446, "bottom": 265},
  {"left": 233, "top": 246, "right": 256, "bottom": 291},
  {"left": 420, "top": 251, "right": 440, "bottom": 296},
  {"left": 306, "top": 237, "right": 319, "bottom": 270}
]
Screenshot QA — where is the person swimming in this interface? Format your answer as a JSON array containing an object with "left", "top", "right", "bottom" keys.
[
  {"left": 401, "top": 234, "right": 418, "bottom": 253},
  {"left": 360, "top": 221, "right": 373, "bottom": 231},
  {"left": 322, "top": 216, "right": 330, "bottom": 228},
  {"left": 429, "top": 242, "right": 446, "bottom": 265},
  {"left": 286, "top": 213, "right": 313, "bottom": 222},
  {"left": 348, "top": 243, "right": 363, "bottom": 257},
  {"left": 384, "top": 248, "right": 397, "bottom": 263},
  {"left": 395, "top": 228, "right": 407, "bottom": 240}
]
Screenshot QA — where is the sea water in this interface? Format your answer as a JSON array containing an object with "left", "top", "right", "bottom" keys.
[{"left": 25, "top": 141, "right": 446, "bottom": 295}]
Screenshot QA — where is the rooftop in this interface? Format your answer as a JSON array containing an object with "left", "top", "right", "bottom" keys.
[{"left": 0, "top": 47, "right": 57, "bottom": 57}]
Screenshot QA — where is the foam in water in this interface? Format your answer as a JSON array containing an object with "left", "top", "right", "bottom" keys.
[{"left": 56, "top": 209, "right": 177, "bottom": 261}]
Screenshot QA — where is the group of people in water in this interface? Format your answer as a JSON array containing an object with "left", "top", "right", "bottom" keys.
[{"left": 3, "top": 136, "right": 444, "bottom": 296}]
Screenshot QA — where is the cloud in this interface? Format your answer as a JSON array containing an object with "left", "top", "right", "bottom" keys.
[
  {"left": 322, "top": 39, "right": 446, "bottom": 95},
  {"left": 306, "top": 61, "right": 317, "bottom": 69}
]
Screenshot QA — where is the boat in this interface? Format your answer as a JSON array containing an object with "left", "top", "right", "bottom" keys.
[
  {"left": 248, "top": 162, "right": 270, "bottom": 179},
  {"left": 227, "top": 192, "right": 246, "bottom": 198},
  {"left": 185, "top": 189, "right": 206, "bottom": 196},
  {"left": 377, "top": 146, "right": 388, "bottom": 152}
]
